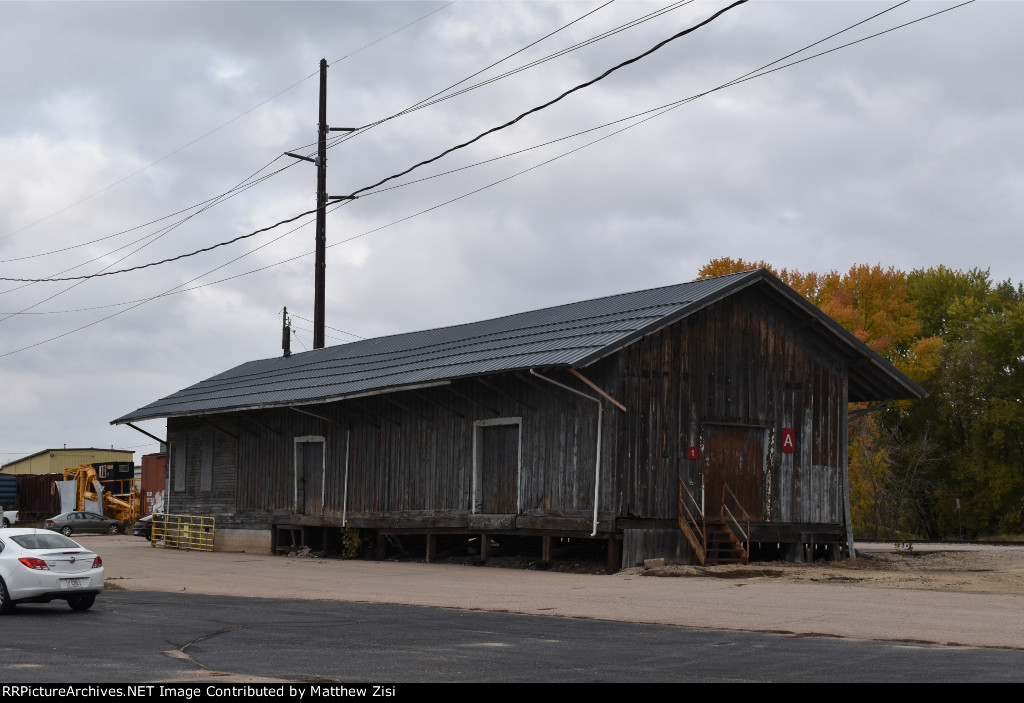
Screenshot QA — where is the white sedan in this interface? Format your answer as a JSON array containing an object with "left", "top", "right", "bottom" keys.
[{"left": 0, "top": 528, "right": 104, "bottom": 613}]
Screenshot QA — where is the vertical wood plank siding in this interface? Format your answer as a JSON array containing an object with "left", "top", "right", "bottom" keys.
[
  {"left": 610, "top": 289, "right": 847, "bottom": 524},
  {"left": 166, "top": 422, "right": 238, "bottom": 517},
  {"left": 166, "top": 288, "right": 848, "bottom": 531}
]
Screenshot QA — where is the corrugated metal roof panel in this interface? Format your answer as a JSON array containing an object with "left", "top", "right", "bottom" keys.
[{"left": 112, "top": 270, "right": 924, "bottom": 424}]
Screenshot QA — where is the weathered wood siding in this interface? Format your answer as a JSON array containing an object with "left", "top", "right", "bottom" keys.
[
  {"left": 166, "top": 423, "right": 238, "bottom": 518},
  {"left": 166, "top": 288, "right": 848, "bottom": 531},
  {"left": 608, "top": 289, "right": 847, "bottom": 525},
  {"left": 168, "top": 373, "right": 615, "bottom": 530}
]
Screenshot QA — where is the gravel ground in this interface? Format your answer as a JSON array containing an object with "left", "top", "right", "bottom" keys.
[{"left": 79, "top": 535, "right": 1024, "bottom": 651}]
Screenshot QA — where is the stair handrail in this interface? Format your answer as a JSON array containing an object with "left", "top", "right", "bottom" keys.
[
  {"left": 722, "top": 481, "right": 750, "bottom": 522},
  {"left": 678, "top": 478, "right": 706, "bottom": 565},
  {"left": 720, "top": 481, "right": 751, "bottom": 564},
  {"left": 720, "top": 502, "right": 749, "bottom": 546}
]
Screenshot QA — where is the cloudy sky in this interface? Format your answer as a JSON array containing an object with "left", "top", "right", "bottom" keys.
[{"left": 1, "top": 0, "right": 1020, "bottom": 464}]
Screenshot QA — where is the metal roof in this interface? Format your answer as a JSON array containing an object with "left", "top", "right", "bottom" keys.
[{"left": 112, "top": 270, "right": 924, "bottom": 424}]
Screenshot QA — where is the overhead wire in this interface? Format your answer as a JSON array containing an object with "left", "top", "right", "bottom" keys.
[
  {"left": 0, "top": 156, "right": 292, "bottom": 264},
  {"left": 0, "top": 1, "right": 975, "bottom": 350},
  {"left": 290, "top": 324, "right": 357, "bottom": 344},
  {"left": 0, "top": 208, "right": 319, "bottom": 283},
  {"left": 0, "top": 200, "right": 354, "bottom": 358},
  {"left": 0, "top": 1, "right": 457, "bottom": 247},
  {"left": 353, "top": 0, "right": 918, "bottom": 200},
  {"left": 2, "top": 0, "right": 660, "bottom": 288},
  {"left": 313, "top": 0, "right": 693, "bottom": 155},
  {"left": 0, "top": 0, "right": 742, "bottom": 285},
  {"left": 288, "top": 0, "right": 620, "bottom": 155},
  {"left": 340, "top": 0, "right": 749, "bottom": 200},
  {"left": 356, "top": 0, "right": 690, "bottom": 132},
  {"left": 0, "top": 1, "right": 949, "bottom": 311},
  {"left": 2, "top": 0, "right": 746, "bottom": 285},
  {"left": 329, "top": 1, "right": 456, "bottom": 66},
  {"left": 290, "top": 314, "right": 365, "bottom": 340},
  {"left": 178, "top": 0, "right": 967, "bottom": 286},
  {"left": 0, "top": 154, "right": 309, "bottom": 333},
  {"left": 353, "top": 0, "right": 620, "bottom": 128},
  {"left": 291, "top": 328, "right": 310, "bottom": 353}
]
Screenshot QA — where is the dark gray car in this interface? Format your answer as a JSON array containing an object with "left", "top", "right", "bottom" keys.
[{"left": 45, "top": 511, "right": 124, "bottom": 536}]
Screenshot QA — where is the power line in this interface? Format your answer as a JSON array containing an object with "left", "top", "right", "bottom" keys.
[
  {"left": 0, "top": 199, "right": 353, "bottom": 359},
  {"left": 0, "top": 1, "right": 645, "bottom": 286},
  {"left": 288, "top": 0, "right": 620, "bottom": 156},
  {"left": 290, "top": 314, "right": 366, "bottom": 340},
  {"left": 2, "top": 202, "right": 350, "bottom": 317},
  {"left": 362, "top": 0, "right": 619, "bottom": 129},
  {"left": 0, "top": 0, "right": 744, "bottom": 286},
  {"left": 0, "top": 157, "right": 291, "bottom": 264},
  {"left": 0, "top": 155, "right": 309, "bottom": 338},
  {"left": 0, "top": 2, "right": 929, "bottom": 295},
  {"left": 312, "top": 0, "right": 692, "bottom": 155},
  {"left": 0, "top": 1, "right": 975, "bottom": 351},
  {"left": 341, "top": 0, "right": 749, "bottom": 200},
  {"left": 329, "top": 1, "right": 456, "bottom": 66},
  {"left": 291, "top": 324, "right": 359, "bottom": 344},
  {"left": 358, "top": 0, "right": 693, "bottom": 132},
  {"left": 0, "top": 208, "right": 319, "bottom": 283},
  {"left": 0, "top": 2, "right": 456, "bottom": 246}
]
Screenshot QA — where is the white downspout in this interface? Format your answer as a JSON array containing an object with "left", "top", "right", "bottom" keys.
[{"left": 530, "top": 370, "right": 603, "bottom": 536}]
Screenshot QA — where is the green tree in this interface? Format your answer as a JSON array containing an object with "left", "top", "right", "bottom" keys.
[
  {"left": 697, "top": 259, "right": 1024, "bottom": 539},
  {"left": 900, "top": 271, "right": 1024, "bottom": 537}
]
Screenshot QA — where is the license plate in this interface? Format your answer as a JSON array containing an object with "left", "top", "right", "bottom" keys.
[{"left": 64, "top": 578, "right": 83, "bottom": 588}]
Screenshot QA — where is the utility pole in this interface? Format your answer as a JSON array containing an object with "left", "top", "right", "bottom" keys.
[
  {"left": 282, "top": 307, "right": 291, "bottom": 358},
  {"left": 313, "top": 59, "right": 328, "bottom": 350},
  {"left": 284, "top": 59, "right": 356, "bottom": 350}
]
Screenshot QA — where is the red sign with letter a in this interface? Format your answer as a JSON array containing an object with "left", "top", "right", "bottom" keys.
[{"left": 781, "top": 428, "right": 796, "bottom": 453}]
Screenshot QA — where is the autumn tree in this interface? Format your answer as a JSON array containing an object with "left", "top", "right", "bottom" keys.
[
  {"left": 696, "top": 257, "right": 834, "bottom": 305},
  {"left": 697, "top": 259, "right": 1024, "bottom": 538}
]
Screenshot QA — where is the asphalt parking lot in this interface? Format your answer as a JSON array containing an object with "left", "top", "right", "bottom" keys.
[
  {"left": 79, "top": 535, "right": 1024, "bottom": 651},
  {"left": 3, "top": 589, "right": 1024, "bottom": 683}
]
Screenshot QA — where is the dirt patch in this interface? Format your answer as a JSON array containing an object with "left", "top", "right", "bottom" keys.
[
  {"left": 643, "top": 567, "right": 788, "bottom": 579},
  {"left": 359, "top": 541, "right": 1024, "bottom": 594},
  {"left": 625, "top": 543, "right": 1024, "bottom": 596}
]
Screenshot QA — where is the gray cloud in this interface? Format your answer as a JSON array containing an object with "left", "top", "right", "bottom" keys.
[{"left": 1, "top": 0, "right": 1020, "bottom": 461}]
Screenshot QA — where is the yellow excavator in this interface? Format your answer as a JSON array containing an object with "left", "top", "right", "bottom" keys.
[{"left": 62, "top": 462, "right": 142, "bottom": 527}]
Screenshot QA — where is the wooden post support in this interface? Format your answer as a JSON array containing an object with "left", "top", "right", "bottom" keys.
[
  {"left": 541, "top": 535, "right": 552, "bottom": 564},
  {"left": 375, "top": 531, "right": 387, "bottom": 560},
  {"left": 479, "top": 533, "right": 489, "bottom": 564},
  {"left": 606, "top": 536, "right": 622, "bottom": 573},
  {"left": 425, "top": 533, "right": 436, "bottom": 563}
]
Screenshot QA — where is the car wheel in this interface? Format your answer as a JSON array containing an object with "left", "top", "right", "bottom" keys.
[
  {"left": 107, "top": 523, "right": 122, "bottom": 535},
  {"left": 0, "top": 578, "right": 15, "bottom": 615},
  {"left": 67, "top": 594, "right": 96, "bottom": 612},
  {"left": 60, "top": 526, "right": 73, "bottom": 537},
  {"left": 1, "top": 519, "right": 9, "bottom": 528}
]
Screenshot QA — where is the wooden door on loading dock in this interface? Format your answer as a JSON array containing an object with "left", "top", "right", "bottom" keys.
[
  {"left": 702, "top": 424, "right": 765, "bottom": 521},
  {"left": 475, "top": 419, "right": 521, "bottom": 514},
  {"left": 294, "top": 436, "right": 325, "bottom": 515}
]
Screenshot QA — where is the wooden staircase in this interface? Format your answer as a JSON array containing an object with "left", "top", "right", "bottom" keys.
[
  {"left": 704, "top": 521, "right": 748, "bottom": 565},
  {"left": 678, "top": 479, "right": 750, "bottom": 566}
]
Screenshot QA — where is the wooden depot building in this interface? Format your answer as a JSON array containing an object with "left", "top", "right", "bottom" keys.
[{"left": 112, "top": 270, "right": 924, "bottom": 568}]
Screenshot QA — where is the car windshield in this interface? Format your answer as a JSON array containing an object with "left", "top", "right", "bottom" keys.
[{"left": 10, "top": 533, "right": 82, "bottom": 550}]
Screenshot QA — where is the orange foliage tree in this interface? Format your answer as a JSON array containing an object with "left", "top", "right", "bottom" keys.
[{"left": 697, "top": 259, "right": 942, "bottom": 537}]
